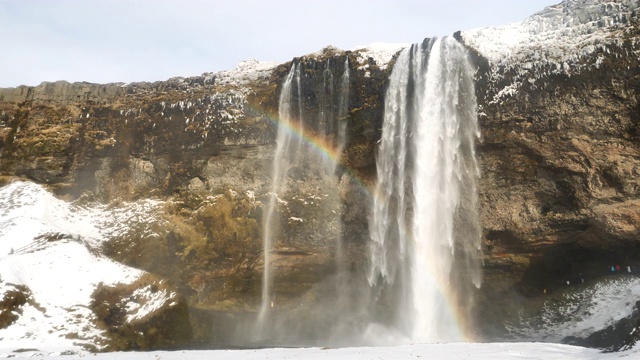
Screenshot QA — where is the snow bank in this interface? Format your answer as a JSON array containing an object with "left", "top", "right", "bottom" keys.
[
  {"left": 0, "top": 181, "right": 171, "bottom": 353},
  {"left": 2, "top": 342, "right": 636, "bottom": 359}
]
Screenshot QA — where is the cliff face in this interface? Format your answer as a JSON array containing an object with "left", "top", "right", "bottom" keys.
[
  {"left": 1, "top": 0, "right": 639, "bottom": 345},
  {"left": 0, "top": 46, "right": 397, "bottom": 344},
  {"left": 459, "top": 0, "right": 640, "bottom": 335}
]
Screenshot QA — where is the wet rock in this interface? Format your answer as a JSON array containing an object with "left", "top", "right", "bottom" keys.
[{"left": 90, "top": 275, "right": 192, "bottom": 351}]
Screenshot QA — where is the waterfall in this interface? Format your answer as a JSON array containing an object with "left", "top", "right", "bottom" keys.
[
  {"left": 369, "top": 37, "right": 482, "bottom": 342},
  {"left": 318, "top": 57, "right": 349, "bottom": 176},
  {"left": 257, "top": 63, "right": 300, "bottom": 331},
  {"left": 334, "top": 57, "right": 350, "bottom": 279},
  {"left": 335, "top": 57, "right": 350, "bottom": 173},
  {"left": 256, "top": 57, "right": 351, "bottom": 341}
]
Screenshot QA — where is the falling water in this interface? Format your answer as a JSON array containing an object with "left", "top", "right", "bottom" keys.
[
  {"left": 257, "top": 63, "right": 300, "bottom": 330},
  {"left": 369, "top": 37, "right": 482, "bottom": 342},
  {"left": 256, "top": 57, "right": 351, "bottom": 340},
  {"left": 335, "top": 57, "right": 350, "bottom": 173},
  {"left": 333, "top": 57, "right": 350, "bottom": 277},
  {"left": 319, "top": 58, "right": 335, "bottom": 171}
]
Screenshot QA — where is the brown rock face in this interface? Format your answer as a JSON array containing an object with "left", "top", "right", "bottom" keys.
[
  {"left": 90, "top": 275, "right": 192, "bottom": 351},
  {"left": 0, "top": 81, "right": 127, "bottom": 105},
  {"left": 0, "top": 48, "right": 392, "bottom": 346},
  {"left": 464, "top": 11, "right": 640, "bottom": 336}
]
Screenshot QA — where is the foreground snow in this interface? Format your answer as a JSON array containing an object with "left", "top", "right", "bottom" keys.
[
  {"left": 0, "top": 181, "right": 172, "bottom": 352},
  {"left": 0, "top": 342, "right": 635, "bottom": 359}
]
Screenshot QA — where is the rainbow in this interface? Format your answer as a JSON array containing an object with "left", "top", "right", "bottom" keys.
[{"left": 253, "top": 106, "right": 478, "bottom": 343}]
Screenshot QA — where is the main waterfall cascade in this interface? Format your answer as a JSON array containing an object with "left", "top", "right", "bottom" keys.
[{"left": 369, "top": 37, "right": 482, "bottom": 341}]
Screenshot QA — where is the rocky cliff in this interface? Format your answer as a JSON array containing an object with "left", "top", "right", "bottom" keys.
[
  {"left": 0, "top": 0, "right": 639, "bottom": 348},
  {"left": 0, "top": 44, "right": 401, "bottom": 346},
  {"left": 459, "top": 0, "right": 640, "bottom": 337}
]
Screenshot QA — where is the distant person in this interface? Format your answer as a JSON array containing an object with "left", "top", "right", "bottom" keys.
[
  {"left": 616, "top": 265, "right": 621, "bottom": 271},
  {"left": 611, "top": 265, "right": 615, "bottom": 272},
  {"left": 628, "top": 266, "right": 632, "bottom": 273}
]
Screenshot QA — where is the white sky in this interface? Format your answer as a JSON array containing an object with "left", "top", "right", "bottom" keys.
[{"left": 0, "top": 0, "right": 559, "bottom": 87}]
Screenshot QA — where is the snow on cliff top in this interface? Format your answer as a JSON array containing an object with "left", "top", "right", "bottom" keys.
[
  {"left": 353, "top": 42, "right": 408, "bottom": 70},
  {"left": 212, "top": 59, "right": 278, "bottom": 88},
  {"left": 462, "top": 0, "right": 639, "bottom": 67},
  {"left": 461, "top": 0, "right": 639, "bottom": 103},
  {"left": 0, "top": 181, "right": 169, "bottom": 353}
]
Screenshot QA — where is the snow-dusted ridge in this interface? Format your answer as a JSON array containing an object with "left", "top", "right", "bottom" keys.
[
  {"left": 212, "top": 59, "right": 278, "bottom": 89},
  {"left": 352, "top": 42, "right": 409, "bottom": 70},
  {"left": 0, "top": 181, "right": 175, "bottom": 353},
  {"left": 462, "top": 0, "right": 640, "bottom": 103}
]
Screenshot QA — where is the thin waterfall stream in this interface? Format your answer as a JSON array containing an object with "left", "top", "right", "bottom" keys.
[{"left": 255, "top": 58, "right": 351, "bottom": 341}]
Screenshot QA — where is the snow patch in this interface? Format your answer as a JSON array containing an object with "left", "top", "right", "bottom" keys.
[
  {"left": 353, "top": 42, "right": 408, "bottom": 71},
  {"left": 214, "top": 59, "right": 278, "bottom": 89},
  {"left": 125, "top": 284, "right": 178, "bottom": 322},
  {"left": 0, "top": 181, "right": 171, "bottom": 353},
  {"left": 506, "top": 276, "right": 640, "bottom": 342}
]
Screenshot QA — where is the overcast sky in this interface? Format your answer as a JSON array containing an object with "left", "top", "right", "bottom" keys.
[{"left": 0, "top": 0, "right": 559, "bottom": 87}]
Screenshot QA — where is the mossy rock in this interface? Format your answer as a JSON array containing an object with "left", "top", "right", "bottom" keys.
[{"left": 90, "top": 274, "right": 192, "bottom": 352}]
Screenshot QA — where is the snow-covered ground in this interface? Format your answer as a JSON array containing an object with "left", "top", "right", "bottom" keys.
[
  {"left": 1, "top": 342, "right": 637, "bottom": 359},
  {"left": 0, "top": 181, "right": 173, "bottom": 353},
  {"left": 507, "top": 276, "right": 640, "bottom": 342}
]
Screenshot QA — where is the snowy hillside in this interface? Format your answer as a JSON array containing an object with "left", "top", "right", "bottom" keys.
[
  {"left": 462, "top": 0, "right": 640, "bottom": 103},
  {"left": 0, "top": 181, "right": 180, "bottom": 353}
]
